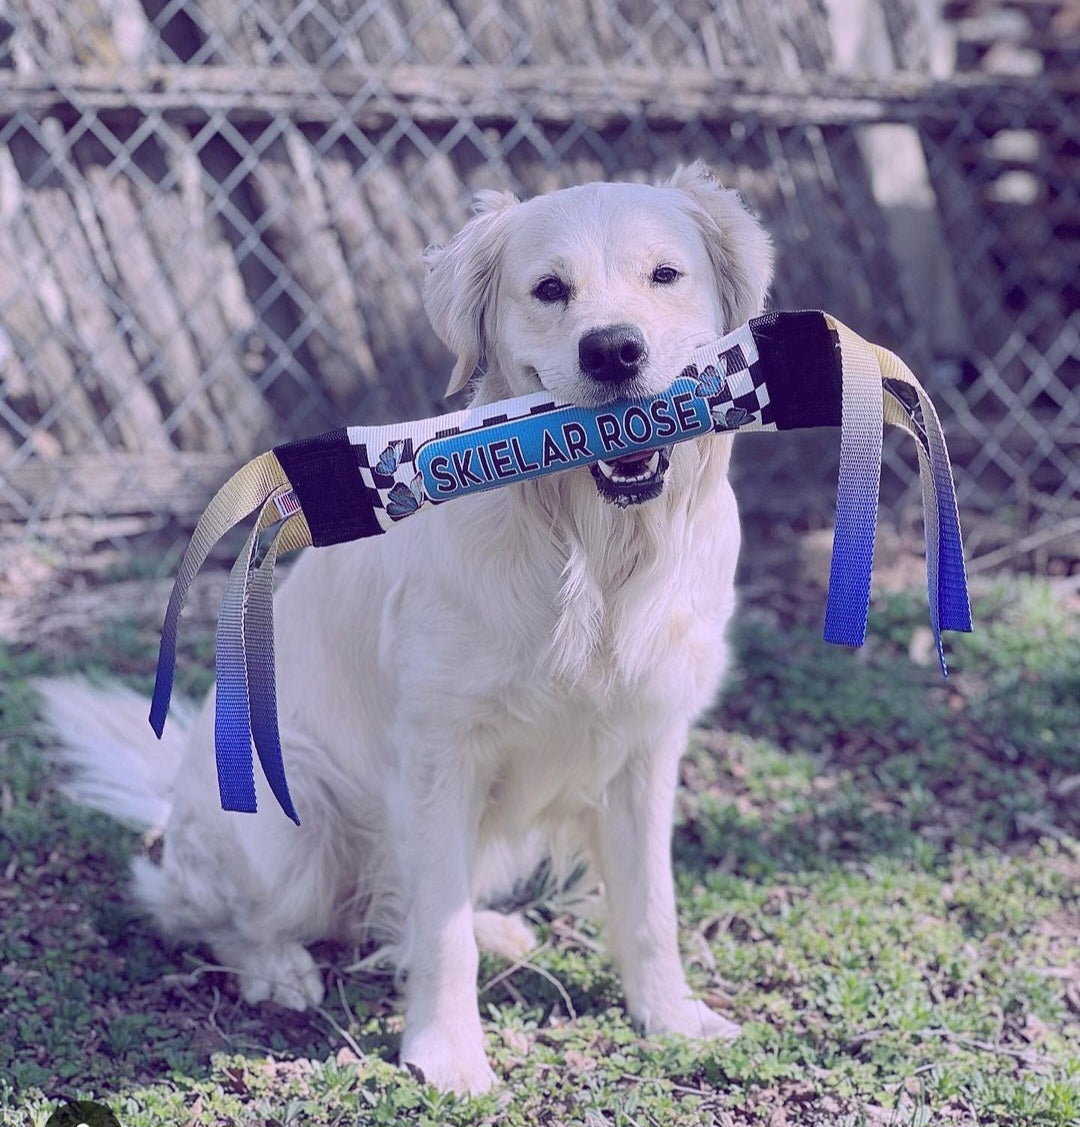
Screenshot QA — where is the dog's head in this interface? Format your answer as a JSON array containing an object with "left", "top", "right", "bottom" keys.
[{"left": 423, "top": 163, "right": 773, "bottom": 507}]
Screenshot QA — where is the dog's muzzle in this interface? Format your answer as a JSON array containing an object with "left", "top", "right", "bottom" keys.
[{"left": 590, "top": 445, "right": 672, "bottom": 506}]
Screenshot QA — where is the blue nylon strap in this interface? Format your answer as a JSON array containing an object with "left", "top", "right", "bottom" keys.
[
  {"left": 214, "top": 494, "right": 303, "bottom": 820},
  {"left": 822, "top": 318, "right": 884, "bottom": 649},
  {"left": 214, "top": 524, "right": 260, "bottom": 814},
  {"left": 923, "top": 404, "right": 971, "bottom": 637},
  {"left": 897, "top": 395, "right": 947, "bottom": 669},
  {"left": 243, "top": 516, "right": 300, "bottom": 825},
  {"left": 821, "top": 318, "right": 971, "bottom": 672},
  {"left": 150, "top": 451, "right": 293, "bottom": 738},
  {"left": 881, "top": 371, "right": 971, "bottom": 674}
]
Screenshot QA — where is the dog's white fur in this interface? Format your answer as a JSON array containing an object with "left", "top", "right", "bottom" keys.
[{"left": 40, "top": 164, "right": 772, "bottom": 1094}]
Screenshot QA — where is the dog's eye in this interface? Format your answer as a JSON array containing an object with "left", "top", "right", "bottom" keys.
[
  {"left": 532, "top": 276, "right": 570, "bottom": 304},
  {"left": 651, "top": 265, "right": 681, "bottom": 286}
]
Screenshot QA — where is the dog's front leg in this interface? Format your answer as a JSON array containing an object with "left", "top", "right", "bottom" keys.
[
  {"left": 393, "top": 751, "right": 496, "bottom": 1095},
  {"left": 591, "top": 737, "right": 741, "bottom": 1041}
]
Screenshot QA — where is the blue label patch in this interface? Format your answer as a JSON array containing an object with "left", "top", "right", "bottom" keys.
[{"left": 417, "top": 378, "right": 711, "bottom": 502}]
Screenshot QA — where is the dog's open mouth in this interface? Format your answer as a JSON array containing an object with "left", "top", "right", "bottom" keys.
[{"left": 590, "top": 446, "right": 672, "bottom": 507}]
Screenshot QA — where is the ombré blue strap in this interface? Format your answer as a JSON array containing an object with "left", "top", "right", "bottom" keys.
[
  {"left": 149, "top": 451, "right": 298, "bottom": 737},
  {"left": 244, "top": 512, "right": 300, "bottom": 823},
  {"left": 821, "top": 317, "right": 884, "bottom": 651},
  {"left": 150, "top": 310, "right": 971, "bottom": 823},
  {"left": 213, "top": 521, "right": 260, "bottom": 816},
  {"left": 880, "top": 360, "right": 972, "bottom": 669},
  {"left": 834, "top": 320, "right": 970, "bottom": 673},
  {"left": 214, "top": 491, "right": 303, "bottom": 822}
]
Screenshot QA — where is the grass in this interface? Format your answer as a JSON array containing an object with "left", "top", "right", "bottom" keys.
[{"left": 0, "top": 573, "right": 1077, "bottom": 1126}]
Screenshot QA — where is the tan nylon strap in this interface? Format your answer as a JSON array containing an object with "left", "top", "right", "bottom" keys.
[{"left": 149, "top": 451, "right": 310, "bottom": 736}]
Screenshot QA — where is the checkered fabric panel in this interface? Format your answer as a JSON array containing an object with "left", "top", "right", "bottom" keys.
[
  {"left": 347, "top": 318, "right": 803, "bottom": 530},
  {"left": 355, "top": 437, "right": 418, "bottom": 531},
  {"left": 355, "top": 397, "right": 572, "bottom": 529},
  {"left": 688, "top": 330, "right": 778, "bottom": 434}
]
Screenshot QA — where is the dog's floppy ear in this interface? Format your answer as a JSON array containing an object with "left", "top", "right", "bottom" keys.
[
  {"left": 423, "top": 189, "right": 519, "bottom": 397},
  {"left": 667, "top": 162, "right": 774, "bottom": 327}
]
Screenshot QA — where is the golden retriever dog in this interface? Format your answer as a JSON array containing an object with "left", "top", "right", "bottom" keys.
[{"left": 41, "top": 162, "right": 773, "bottom": 1094}]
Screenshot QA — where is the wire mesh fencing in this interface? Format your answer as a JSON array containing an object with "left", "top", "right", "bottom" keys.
[{"left": 1, "top": 0, "right": 1076, "bottom": 590}]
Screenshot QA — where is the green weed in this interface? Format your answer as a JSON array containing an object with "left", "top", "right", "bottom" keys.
[{"left": 1, "top": 576, "right": 1076, "bottom": 1126}]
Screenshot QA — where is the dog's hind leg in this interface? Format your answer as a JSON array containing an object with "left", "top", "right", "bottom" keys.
[
  {"left": 473, "top": 909, "right": 537, "bottom": 960},
  {"left": 134, "top": 848, "right": 329, "bottom": 1012},
  {"left": 210, "top": 933, "right": 325, "bottom": 1011}
]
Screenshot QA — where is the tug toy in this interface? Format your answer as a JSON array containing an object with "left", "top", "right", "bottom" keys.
[{"left": 150, "top": 311, "right": 971, "bottom": 824}]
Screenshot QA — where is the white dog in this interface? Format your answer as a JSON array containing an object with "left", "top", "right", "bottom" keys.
[{"left": 41, "top": 162, "right": 772, "bottom": 1094}]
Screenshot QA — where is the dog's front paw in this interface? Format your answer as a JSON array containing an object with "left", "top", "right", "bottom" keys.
[
  {"left": 401, "top": 1027, "right": 497, "bottom": 1095},
  {"left": 642, "top": 998, "right": 741, "bottom": 1041},
  {"left": 236, "top": 942, "right": 325, "bottom": 1012}
]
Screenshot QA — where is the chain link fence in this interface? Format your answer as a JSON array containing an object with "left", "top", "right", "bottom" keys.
[{"left": 1, "top": 0, "right": 1077, "bottom": 615}]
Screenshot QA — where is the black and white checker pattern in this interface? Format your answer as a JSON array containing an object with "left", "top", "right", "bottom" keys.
[
  {"left": 352, "top": 395, "right": 568, "bottom": 531},
  {"left": 348, "top": 326, "right": 778, "bottom": 533},
  {"left": 353, "top": 436, "right": 417, "bottom": 531},
  {"left": 688, "top": 331, "right": 777, "bottom": 433}
]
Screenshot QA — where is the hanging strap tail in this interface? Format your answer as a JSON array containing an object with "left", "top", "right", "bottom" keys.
[
  {"left": 214, "top": 490, "right": 308, "bottom": 822},
  {"left": 822, "top": 316, "right": 971, "bottom": 674},
  {"left": 821, "top": 316, "right": 885, "bottom": 649},
  {"left": 213, "top": 519, "right": 261, "bottom": 815},
  {"left": 877, "top": 353, "right": 972, "bottom": 672},
  {"left": 149, "top": 451, "right": 309, "bottom": 737}
]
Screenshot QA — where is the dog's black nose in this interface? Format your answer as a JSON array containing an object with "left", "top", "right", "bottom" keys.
[{"left": 578, "top": 324, "right": 648, "bottom": 383}]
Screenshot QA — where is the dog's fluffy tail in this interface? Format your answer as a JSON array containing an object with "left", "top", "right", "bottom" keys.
[{"left": 36, "top": 678, "right": 191, "bottom": 831}]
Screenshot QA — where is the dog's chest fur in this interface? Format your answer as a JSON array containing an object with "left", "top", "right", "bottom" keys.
[{"left": 275, "top": 443, "right": 738, "bottom": 834}]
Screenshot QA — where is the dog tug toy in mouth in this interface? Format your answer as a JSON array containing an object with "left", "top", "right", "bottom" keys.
[{"left": 149, "top": 310, "right": 971, "bottom": 825}]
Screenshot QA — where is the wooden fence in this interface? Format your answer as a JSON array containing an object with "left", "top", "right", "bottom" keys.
[{"left": 0, "top": 0, "right": 1076, "bottom": 561}]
